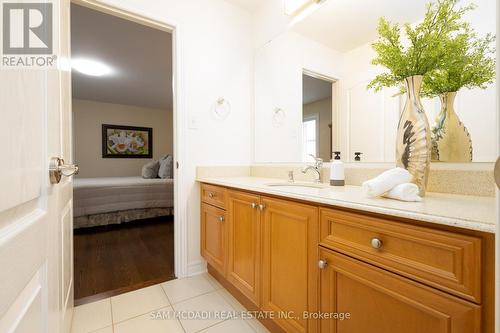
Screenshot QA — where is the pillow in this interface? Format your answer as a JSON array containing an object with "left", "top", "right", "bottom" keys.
[
  {"left": 141, "top": 161, "right": 160, "bottom": 179},
  {"left": 158, "top": 155, "right": 173, "bottom": 179}
]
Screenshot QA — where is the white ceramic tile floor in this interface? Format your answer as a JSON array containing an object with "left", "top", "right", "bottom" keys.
[
  {"left": 161, "top": 273, "right": 216, "bottom": 304},
  {"left": 172, "top": 291, "right": 235, "bottom": 333},
  {"left": 199, "top": 318, "right": 255, "bottom": 333},
  {"left": 111, "top": 284, "right": 170, "bottom": 323},
  {"left": 114, "top": 307, "right": 184, "bottom": 333},
  {"left": 90, "top": 327, "right": 113, "bottom": 333},
  {"left": 71, "top": 273, "right": 270, "bottom": 333},
  {"left": 71, "top": 298, "right": 112, "bottom": 333}
]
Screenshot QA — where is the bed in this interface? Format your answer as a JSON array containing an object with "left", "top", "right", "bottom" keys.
[{"left": 73, "top": 177, "right": 174, "bottom": 229}]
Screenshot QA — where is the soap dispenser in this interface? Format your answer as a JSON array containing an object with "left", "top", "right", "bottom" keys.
[{"left": 330, "top": 151, "right": 345, "bottom": 186}]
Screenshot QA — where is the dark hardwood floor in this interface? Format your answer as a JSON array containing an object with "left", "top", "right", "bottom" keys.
[{"left": 74, "top": 216, "right": 175, "bottom": 305}]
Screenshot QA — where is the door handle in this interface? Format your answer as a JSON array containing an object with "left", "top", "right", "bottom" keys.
[{"left": 49, "top": 157, "right": 79, "bottom": 184}]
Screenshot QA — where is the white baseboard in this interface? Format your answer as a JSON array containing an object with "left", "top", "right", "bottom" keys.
[{"left": 187, "top": 260, "right": 207, "bottom": 277}]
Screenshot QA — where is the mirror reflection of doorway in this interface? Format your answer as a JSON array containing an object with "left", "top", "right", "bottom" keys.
[{"left": 302, "top": 73, "right": 335, "bottom": 162}]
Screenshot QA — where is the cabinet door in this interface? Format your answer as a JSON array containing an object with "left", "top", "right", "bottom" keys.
[
  {"left": 201, "top": 203, "right": 226, "bottom": 275},
  {"left": 318, "top": 248, "right": 481, "bottom": 333},
  {"left": 261, "top": 196, "right": 319, "bottom": 333},
  {"left": 227, "top": 190, "right": 261, "bottom": 306}
]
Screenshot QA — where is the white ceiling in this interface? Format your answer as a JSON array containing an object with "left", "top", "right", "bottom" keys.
[
  {"left": 224, "top": 0, "right": 267, "bottom": 12},
  {"left": 303, "top": 74, "right": 332, "bottom": 105},
  {"left": 71, "top": 4, "right": 173, "bottom": 110},
  {"left": 292, "top": 0, "right": 429, "bottom": 52}
]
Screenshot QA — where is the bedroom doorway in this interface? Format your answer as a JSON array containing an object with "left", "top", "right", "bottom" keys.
[{"left": 70, "top": 2, "right": 177, "bottom": 304}]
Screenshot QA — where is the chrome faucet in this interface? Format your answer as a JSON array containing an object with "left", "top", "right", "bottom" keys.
[{"left": 302, "top": 154, "right": 323, "bottom": 183}]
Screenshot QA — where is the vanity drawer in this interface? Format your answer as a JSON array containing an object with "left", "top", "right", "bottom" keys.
[
  {"left": 201, "top": 183, "right": 227, "bottom": 209},
  {"left": 319, "top": 208, "right": 482, "bottom": 303}
]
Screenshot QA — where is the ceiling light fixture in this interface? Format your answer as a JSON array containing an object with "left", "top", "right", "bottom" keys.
[{"left": 71, "top": 58, "right": 114, "bottom": 77}]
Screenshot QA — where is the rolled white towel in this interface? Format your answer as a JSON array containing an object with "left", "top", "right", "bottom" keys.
[
  {"left": 383, "top": 183, "right": 422, "bottom": 202},
  {"left": 362, "top": 167, "right": 412, "bottom": 198}
]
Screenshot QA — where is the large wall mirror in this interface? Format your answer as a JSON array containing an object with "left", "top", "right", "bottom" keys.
[{"left": 254, "top": 0, "right": 497, "bottom": 163}]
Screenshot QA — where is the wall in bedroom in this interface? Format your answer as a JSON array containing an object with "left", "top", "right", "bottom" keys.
[
  {"left": 73, "top": 98, "right": 173, "bottom": 178},
  {"left": 98, "top": 0, "right": 254, "bottom": 275}
]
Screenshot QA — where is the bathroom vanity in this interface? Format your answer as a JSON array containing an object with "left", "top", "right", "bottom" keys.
[
  {"left": 197, "top": 0, "right": 497, "bottom": 331},
  {"left": 198, "top": 178, "right": 495, "bottom": 333}
]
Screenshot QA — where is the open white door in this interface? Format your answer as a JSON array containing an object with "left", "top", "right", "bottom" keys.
[{"left": 0, "top": 1, "right": 73, "bottom": 333}]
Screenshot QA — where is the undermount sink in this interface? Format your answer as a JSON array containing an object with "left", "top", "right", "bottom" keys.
[{"left": 264, "top": 182, "right": 328, "bottom": 189}]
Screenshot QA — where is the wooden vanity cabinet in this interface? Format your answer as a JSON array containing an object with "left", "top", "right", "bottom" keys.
[
  {"left": 200, "top": 203, "right": 226, "bottom": 276},
  {"left": 226, "top": 190, "right": 262, "bottom": 306},
  {"left": 201, "top": 183, "right": 227, "bottom": 209},
  {"left": 202, "top": 185, "right": 319, "bottom": 332},
  {"left": 319, "top": 209, "right": 482, "bottom": 303},
  {"left": 200, "top": 183, "right": 493, "bottom": 333},
  {"left": 261, "top": 197, "right": 319, "bottom": 333},
  {"left": 225, "top": 192, "right": 319, "bottom": 332},
  {"left": 318, "top": 247, "right": 481, "bottom": 333},
  {"left": 200, "top": 183, "right": 228, "bottom": 276}
]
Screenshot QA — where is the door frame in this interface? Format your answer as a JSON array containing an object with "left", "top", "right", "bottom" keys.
[
  {"left": 70, "top": 0, "right": 188, "bottom": 278},
  {"left": 496, "top": 0, "right": 499, "bottom": 331},
  {"left": 302, "top": 69, "right": 339, "bottom": 160}
]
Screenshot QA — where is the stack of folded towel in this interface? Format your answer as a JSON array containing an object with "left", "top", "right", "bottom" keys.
[{"left": 361, "top": 168, "right": 422, "bottom": 202}]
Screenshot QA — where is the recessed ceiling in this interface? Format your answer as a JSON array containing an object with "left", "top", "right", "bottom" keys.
[
  {"left": 292, "top": 0, "right": 429, "bottom": 52},
  {"left": 224, "top": 0, "right": 267, "bottom": 12},
  {"left": 71, "top": 4, "right": 173, "bottom": 110}
]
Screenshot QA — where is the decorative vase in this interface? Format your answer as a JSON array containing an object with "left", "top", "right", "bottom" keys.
[
  {"left": 396, "top": 75, "right": 432, "bottom": 196},
  {"left": 431, "top": 91, "right": 473, "bottom": 162}
]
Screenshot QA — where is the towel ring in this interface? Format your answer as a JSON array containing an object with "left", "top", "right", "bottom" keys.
[
  {"left": 272, "top": 107, "right": 286, "bottom": 127},
  {"left": 213, "top": 98, "right": 231, "bottom": 120}
]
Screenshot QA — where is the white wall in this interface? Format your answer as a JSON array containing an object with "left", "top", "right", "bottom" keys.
[
  {"left": 253, "top": 0, "right": 293, "bottom": 49},
  {"left": 99, "top": 0, "right": 254, "bottom": 274},
  {"left": 73, "top": 99, "right": 173, "bottom": 178},
  {"left": 339, "top": 43, "right": 400, "bottom": 163},
  {"left": 254, "top": 31, "right": 344, "bottom": 162}
]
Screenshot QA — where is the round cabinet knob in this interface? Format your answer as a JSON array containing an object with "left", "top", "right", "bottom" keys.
[
  {"left": 251, "top": 202, "right": 257, "bottom": 209},
  {"left": 318, "top": 259, "right": 328, "bottom": 269},
  {"left": 371, "top": 238, "right": 383, "bottom": 249},
  {"left": 208, "top": 192, "right": 215, "bottom": 198},
  {"left": 258, "top": 204, "right": 266, "bottom": 211},
  {"left": 218, "top": 216, "right": 225, "bottom": 222}
]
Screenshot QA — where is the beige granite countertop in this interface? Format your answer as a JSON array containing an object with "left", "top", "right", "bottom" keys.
[{"left": 197, "top": 176, "right": 497, "bottom": 233}]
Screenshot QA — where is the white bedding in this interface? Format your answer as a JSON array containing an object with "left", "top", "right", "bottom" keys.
[{"left": 74, "top": 177, "right": 174, "bottom": 218}]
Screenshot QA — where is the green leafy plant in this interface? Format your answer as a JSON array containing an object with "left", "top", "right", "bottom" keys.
[
  {"left": 368, "top": 0, "right": 474, "bottom": 92},
  {"left": 421, "top": 28, "right": 496, "bottom": 96}
]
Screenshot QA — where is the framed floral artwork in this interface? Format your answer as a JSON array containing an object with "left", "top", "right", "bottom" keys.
[{"left": 102, "top": 124, "right": 153, "bottom": 158}]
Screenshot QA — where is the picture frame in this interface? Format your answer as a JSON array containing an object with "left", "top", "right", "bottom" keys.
[{"left": 102, "top": 124, "right": 153, "bottom": 158}]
